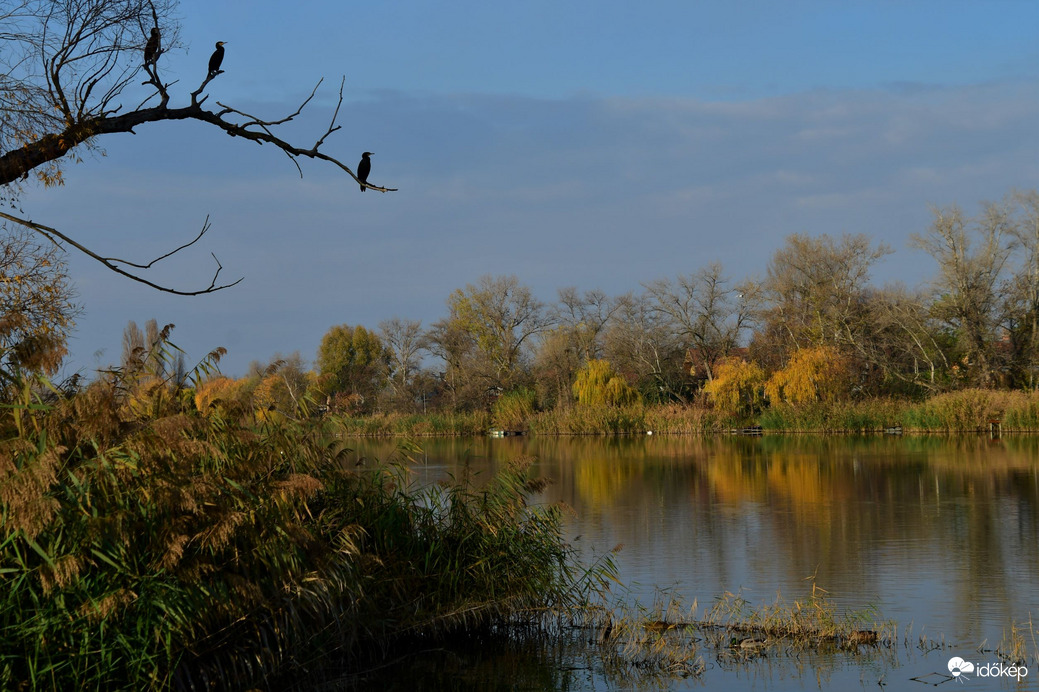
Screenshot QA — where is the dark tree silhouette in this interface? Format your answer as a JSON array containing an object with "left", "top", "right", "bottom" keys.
[{"left": 0, "top": 0, "right": 396, "bottom": 295}]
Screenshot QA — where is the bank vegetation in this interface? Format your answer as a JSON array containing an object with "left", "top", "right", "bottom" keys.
[{"left": 143, "top": 190, "right": 1039, "bottom": 435}]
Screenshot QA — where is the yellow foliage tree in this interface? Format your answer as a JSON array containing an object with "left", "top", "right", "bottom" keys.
[
  {"left": 703, "top": 358, "right": 766, "bottom": 418},
  {"left": 764, "top": 346, "right": 852, "bottom": 405},
  {"left": 0, "top": 227, "right": 77, "bottom": 386},
  {"left": 572, "top": 359, "right": 640, "bottom": 407},
  {"left": 194, "top": 377, "right": 247, "bottom": 418}
]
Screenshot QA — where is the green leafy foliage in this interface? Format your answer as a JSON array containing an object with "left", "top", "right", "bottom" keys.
[{"left": 317, "top": 324, "right": 389, "bottom": 410}]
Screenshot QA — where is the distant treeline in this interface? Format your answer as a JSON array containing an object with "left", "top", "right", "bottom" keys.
[
  {"left": 4, "top": 191, "right": 1036, "bottom": 429},
  {"left": 190, "top": 189, "right": 1039, "bottom": 427}
]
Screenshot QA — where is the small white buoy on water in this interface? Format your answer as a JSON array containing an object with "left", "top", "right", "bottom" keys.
[{"left": 646, "top": 430, "right": 653, "bottom": 435}]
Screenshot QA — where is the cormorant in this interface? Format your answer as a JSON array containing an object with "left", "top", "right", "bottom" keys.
[
  {"left": 144, "top": 28, "right": 161, "bottom": 66},
  {"left": 357, "top": 152, "right": 373, "bottom": 191},
  {"left": 208, "top": 41, "right": 226, "bottom": 78}
]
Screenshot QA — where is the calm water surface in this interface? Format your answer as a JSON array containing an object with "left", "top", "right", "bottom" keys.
[{"left": 348, "top": 434, "right": 1039, "bottom": 691}]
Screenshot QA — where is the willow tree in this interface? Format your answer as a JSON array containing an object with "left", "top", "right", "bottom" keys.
[
  {"left": 572, "top": 359, "right": 640, "bottom": 408},
  {"left": 702, "top": 357, "right": 766, "bottom": 419},
  {"left": 0, "top": 0, "right": 395, "bottom": 295},
  {"left": 764, "top": 346, "right": 853, "bottom": 406}
]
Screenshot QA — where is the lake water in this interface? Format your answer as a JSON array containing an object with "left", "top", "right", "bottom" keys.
[{"left": 345, "top": 434, "right": 1039, "bottom": 691}]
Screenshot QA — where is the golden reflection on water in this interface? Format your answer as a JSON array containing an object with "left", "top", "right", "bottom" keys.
[{"left": 348, "top": 434, "right": 1039, "bottom": 643}]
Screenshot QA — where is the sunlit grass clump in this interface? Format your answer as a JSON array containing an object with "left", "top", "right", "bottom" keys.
[{"left": 902, "top": 389, "right": 1039, "bottom": 432}]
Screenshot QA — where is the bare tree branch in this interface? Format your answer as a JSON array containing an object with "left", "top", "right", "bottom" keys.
[
  {"left": 0, "top": 210, "right": 242, "bottom": 295},
  {"left": 1, "top": 77, "right": 396, "bottom": 192},
  {"left": 2, "top": 0, "right": 396, "bottom": 295}
]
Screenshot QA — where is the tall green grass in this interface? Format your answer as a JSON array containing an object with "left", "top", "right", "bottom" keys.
[{"left": 0, "top": 359, "right": 610, "bottom": 689}]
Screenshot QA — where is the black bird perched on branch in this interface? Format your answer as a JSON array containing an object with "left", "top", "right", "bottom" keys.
[
  {"left": 208, "top": 41, "right": 226, "bottom": 78},
  {"left": 144, "top": 28, "right": 161, "bottom": 66},
  {"left": 357, "top": 152, "right": 373, "bottom": 191}
]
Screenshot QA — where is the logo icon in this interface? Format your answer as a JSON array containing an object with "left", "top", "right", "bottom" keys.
[{"left": 948, "top": 657, "right": 975, "bottom": 678}]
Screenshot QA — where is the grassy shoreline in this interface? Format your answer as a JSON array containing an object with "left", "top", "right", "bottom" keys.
[
  {"left": 4, "top": 363, "right": 1037, "bottom": 689},
  {"left": 0, "top": 373, "right": 613, "bottom": 691},
  {"left": 329, "top": 388, "right": 1039, "bottom": 436}
]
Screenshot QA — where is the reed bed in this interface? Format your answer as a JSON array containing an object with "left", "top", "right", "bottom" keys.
[
  {"left": 526, "top": 405, "right": 648, "bottom": 435},
  {"left": 330, "top": 410, "right": 492, "bottom": 436},
  {"left": 564, "top": 582, "right": 896, "bottom": 691},
  {"left": 757, "top": 398, "right": 907, "bottom": 433},
  {"left": 696, "top": 583, "right": 893, "bottom": 646},
  {"left": 491, "top": 388, "right": 537, "bottom": 431},
  {"left": 902, "top": 389, "right": 1039, "bottom": 432},
  {"left": 995, "top": 615, "right": 1039, "bottom": 668},
  {"left": 0, "top": 360, "right": 611, "bottom": 690},
  {"left": 330, "top": 389, "right": 1039, "bottom": 438}
]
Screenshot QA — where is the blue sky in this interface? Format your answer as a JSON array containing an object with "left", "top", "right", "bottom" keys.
[{"left": 21, "top": 0, "right": 1039, "bottom": 377}]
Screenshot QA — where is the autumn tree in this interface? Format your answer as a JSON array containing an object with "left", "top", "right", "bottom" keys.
[
  {"left": 572, "top": 359, "right": 640, "bottom": 408},
  {"left": 551, "top": 287, "right": 618, "bottom": 361},
  {"left": 759, "top": 234, "right": 890, "bottom": 356},
  {"left": 856, "top": 284, "right": 951, "bottom": 393},
  {"left": 425, "top": 316, "right": 483, "bottom": 411},
  {"left": 702, "top": 357, "right": 766, "bottom": 419},
  {"left": 532, "top": 327, "right": 579, "bottom": 409},
  {"left": 441, "top": 275, "right": 552, "bottom": 391},
  {"left": 0, "top": 0, "right": 394, "bottom": 295},
  {"left": 316, "top": 325, "right": 388, "bottom": 412},
  {"left": 1005, "top": 189, "right": 1039, "bottom": 389},
  {"left": 378, "top": 317, "right": 427, "bottom": 410},
  {"left": 911, "top": 200, "right": 1015, "bottom": 386},
  {"left": 644, "top": 262, "right": 755, "bottom": 384},
  {"left": 249, "top": 353, "right": 317, "bottom": 420},
  {"left": 0, "top": 226, "right": 78, "bottom": 388},
  {"left": 535, "top": 287, "right": 619, "bottom": 408},
  {"left": 764, "top": 346, "right": 853, "bottom": 406},
  {"left": 601, "top": 292, "right": 689, "bottom": 402}
]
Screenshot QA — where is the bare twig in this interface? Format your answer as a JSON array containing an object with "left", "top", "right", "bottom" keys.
[
  {"left": 0, "top": 211, "right": 242, "bottom": 295},
  {"left": 100, "top": 215, "right": 213, "bottom": 269}
]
